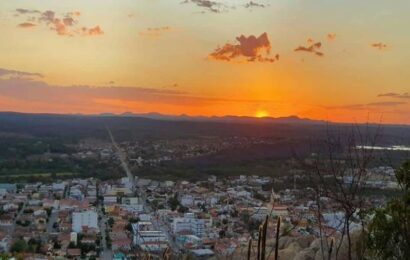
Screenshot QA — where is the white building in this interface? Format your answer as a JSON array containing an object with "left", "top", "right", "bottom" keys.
[
  {"left": 104, "top": 196, "right": 117, "bottom": 205},
  {"left": 251, "top": 207, "right": 269, "bottom": 221},
  {"left": 132, "top": 223, "right": 168, "bottom": 252},
  {"left": 172, "top": 213, "right": 205, "bottom": 237},
  {"left": 180, "top": 195, "right": 194, "bottom": 207},
  {"left": 122, "top": 197, "right": 140, "bottom": 205},
  {"left": 70, "top": 232, "right": 78, "bottom": 245},
  {"left": 72, "top": 210, "right": 99, "bottom": 233},
  {"left": 271, "top": 206, "right": 289, "bottom": 217}
]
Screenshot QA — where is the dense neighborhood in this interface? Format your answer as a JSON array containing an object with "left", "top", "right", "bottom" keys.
[{"left": 0, "top": 162, "right": 399, "bottom": 259}]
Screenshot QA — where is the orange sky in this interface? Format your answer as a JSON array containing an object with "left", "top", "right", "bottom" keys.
[{"left": 0, "top": 0, "right": 409, "bottom": 124}]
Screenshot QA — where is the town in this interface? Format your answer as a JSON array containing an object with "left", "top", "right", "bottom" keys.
[{"left": 0, "top": 162, "right": 399, "bottom": 259}]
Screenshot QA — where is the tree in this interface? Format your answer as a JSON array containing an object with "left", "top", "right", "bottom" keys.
[
  {"left": 168, "top": 193, "right": 180, "bottom": 211},
  {"left": 10, "top": 239, "right": 28, "bottom": 253},
  {"left": 177, "top": 205, "right": 189, "bottom": 213},
  {"left": 367, "top": 160, "right": 410, "bottom": 259},
  {"left": 219, "top": 229, "right": 226, "bottom": 238},
  {"left": 45, "top": 207, "right": 52, "bottom": 217},
  {"left": 108, "top": 217, "right": 114, "bottom": 227},
  {"left": 241, "top": 210, "right": 250, "bottom": 224},
  {"left": 296, "top": 124, "right": 381, "bottom": 260}
]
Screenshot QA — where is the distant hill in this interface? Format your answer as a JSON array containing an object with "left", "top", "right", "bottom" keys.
[
  {"left": 0, "top": 111, "right": 408, "bottom": 145},
  {"left": 108, "top": 112, "right": 328, "bottom": 125}
]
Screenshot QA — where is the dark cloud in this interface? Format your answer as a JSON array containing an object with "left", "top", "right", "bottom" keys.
[
  {"left": 378, "top": 92, "right": 410, "bottom": 99},
  {"left": 294, "top": 41, "right": 324, "bottom": 57},
  {"left": 209, "top": 32, "right": 279, "bottom": 63},
  {"left": 181, "top": 0, "right": 227, "bottom": 13},
  {"left": 15, "top": 8, "right": 40, "bottom": 15},
  {"left": 371, "top": 42, "right": 387, "bottom": 50},
  {"left": 17, "top": 22, "right": 36, "bottom": 28},
  {"left": 0, "top": 68, "right": 43, "bottom": 78},
  {"left": 244, "top": 1, "right": 266, "bottom": 8},
  {"left": 15, "top": 9, "right": 102, "bottom": 37},
  {"left": 182, "top": 0, "right": 270, "bottom": 13}
]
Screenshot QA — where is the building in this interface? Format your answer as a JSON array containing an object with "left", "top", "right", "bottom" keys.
[
  {"left": 132, "top": 223, "right": 168, "bottom": 252},
  {"left": 271, "top": 206, "right": 289, "bottom": 217},
  {"left": 72, "top": 210, "right": 99, "bottom": 233},
  {"left": 0, "top": 184, "right": 16, "bottom": 193},
  {"left": 172, "top": 213, "right": 205, "bottom": 237},
  {"left": 251, "top": 207, "right": 269, "bottom": 221},
  {"left": 70, "top": 232, "right": 77, "bottom": 246}
]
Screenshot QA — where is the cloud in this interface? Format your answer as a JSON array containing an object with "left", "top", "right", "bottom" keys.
[
  {"left": 294, "top": 41, "right": 324, "bottom": 57},
  {"left": 327, "top": 33, "right": 336, "bottom": 41},
  {"left": 367, "top": 101, "right": 407, "bottom": 107},
  {"left": 139, "top": 27, "right": 171, "bottom": 37},
  {"left": 378, "top": 92, "right": 410, "bottom": 99},
  {"left": 15, "top": 8, "right": 40, "bottom": 15},
  {"left": 0, "top": 68, "right": 43, "bottom": 79},
  {"left": 17, "top": 22, "right": 36, "bottom": 28},
  {"left": 209, "top": 32, "right": 279, "bottom": 63},
  {"left": 326, "top": 101, "right": 407, "bottom": 110},
  {"left": 181, "top": 0, "right": 227, "bottom": 13},
  {"left": 0, "top": 69, "right": 272, "bottom": 114},
  {"left": 81, "top": 26, "right": 104, "bottom": 36},
  {"left": 244, "top": 1, "right": 267, "bottom": 8},
  {"left": 15, "top": 8, "right": 102, "bottom": 37},
  {"left": 371, "top": 42, "right": 387, "bottom": 50}
]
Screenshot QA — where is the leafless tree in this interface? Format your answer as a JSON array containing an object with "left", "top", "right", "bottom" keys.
[{"left": 296, "top": 123, "right": 382, "bottom": 260}]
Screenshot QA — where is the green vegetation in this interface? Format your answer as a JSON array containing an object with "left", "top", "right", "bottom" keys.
[
  {"left": 10, "top": 239, "right": 28, "bottom": 253},
  {"left": 134, "top": 159, "right": 285, "bottom": 181},
  {"left": 0, "top": 158, "right": 123, "bottom": 183},
  {"left": 367, "top": 160, "right": 410, "bottom": 259},
  {"left": 10, "top": 238, "right": 42, "bottom": 254},
  {"left": 107, "top": 217, "right": 114, "bottom": 228}
]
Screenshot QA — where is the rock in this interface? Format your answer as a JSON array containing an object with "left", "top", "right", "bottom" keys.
[
  {"left": 296, "top": 235, "right": 315, "bottom": 249},
  {"left": 278, "top": 242, "right": 302, "bottom": 259},
  {"left": 294, "top": 248, "right": 316, "bottom": 260}
]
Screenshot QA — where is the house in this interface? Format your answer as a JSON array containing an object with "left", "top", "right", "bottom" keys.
[
  {"left": 121, "top": 197, "right": 140, "bottom": 205},
  {"left": 66, "top": 248, "right": 81, "bottom": 258},
  {"left": 72, "top": 210, "right": 99, "bottom": 233},
  {"left": 271, "top": 206, "right": 289, "bottom": 218},
  {"left": 176, "top": 234, "right": 202, "bottom": 249},
  {"left": 0, "top": 184, "right": 17, "bottom": 193},
  {"left": 0, "top": 232, "right": 11, "bottom": 252},
  {"left": 113, "top": 252, "right": 128, "bottom": 260},
  {"left": 132, "top": 223, "right": 168, "bottom": 252},
  {"left": 3, "top": 203, "right": 19, "bottom": 212},
  {"left": 191, "top": 249, "right": 215, "bottom": 258},
  {"left": 104, "top": 196, "right": 117, "bottom": 205},
  {"left": 251, "top": 207, "right": 269, "bottom": 221},
  {"left": 112, "top": 237, "right": 132, "bottom": 251},
  {"left": 0, "top": 215, "right": 14, "bottom": 226},
  {"left": 172, "top": 213, "right": 205, "bottom": 237}
]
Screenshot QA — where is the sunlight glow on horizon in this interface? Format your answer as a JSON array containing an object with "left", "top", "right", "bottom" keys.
[{"left": 255, "top": 110, "right": 270, "bottom": 118}]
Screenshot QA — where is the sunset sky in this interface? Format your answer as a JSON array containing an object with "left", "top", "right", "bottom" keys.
[{"left": 0, "top": 0, "right": 409, "bottom": 124}]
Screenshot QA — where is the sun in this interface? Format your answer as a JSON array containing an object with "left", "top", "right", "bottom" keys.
[{"left": 255, "top": 110, "right": 269, "bottom": 118}]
